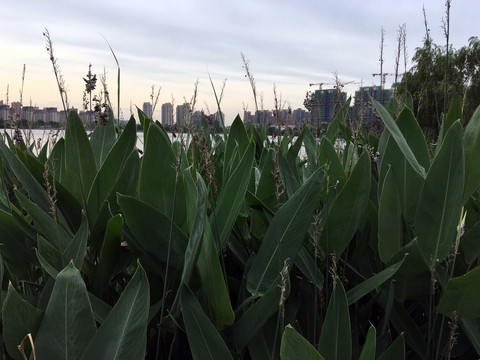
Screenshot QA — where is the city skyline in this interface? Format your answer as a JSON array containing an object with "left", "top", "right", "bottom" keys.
[{"left": 1, "top": 1, "right": 478, "bottom": 125}]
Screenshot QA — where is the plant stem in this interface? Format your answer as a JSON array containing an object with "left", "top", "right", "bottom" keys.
[{"left": 156, "top": 151, "right": 182, "bottom": 360}]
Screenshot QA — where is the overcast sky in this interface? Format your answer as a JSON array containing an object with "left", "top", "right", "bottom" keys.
[{"left": 1, "top": 0, "right": 478, "bottom": 124}]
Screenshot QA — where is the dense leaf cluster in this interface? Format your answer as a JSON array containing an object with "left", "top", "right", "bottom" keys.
[
  {"left": 395, "top": 35, "right": 480, "bottom": 132},
  {"left": 0, "top": 100, "right": 480, "bottom": 359}
]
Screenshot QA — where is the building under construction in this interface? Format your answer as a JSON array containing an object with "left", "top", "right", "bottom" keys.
[
  {"left": 307, "top": 89, "right": 347, "bottom": 125},
  {"left": 352, "top": 86, "right": 393, "bottom": 123}
]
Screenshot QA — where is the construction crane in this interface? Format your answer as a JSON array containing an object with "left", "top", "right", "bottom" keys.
[
  {"left": 334, "top": 80, "right": 363, "bottom": 91},
  {"left": 309, "top": 82, "right": 335, "bottom": 90},
  {"left": 372, "top": 73, "right": 394, "bottom": 89}
]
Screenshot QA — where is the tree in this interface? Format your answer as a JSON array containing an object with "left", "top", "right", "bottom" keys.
[
  {"left": 395, "top": 36, "right": 480, "bottom": 132},
  {"left": 454, "top": 36, "right": 480, "bottom": 121}
]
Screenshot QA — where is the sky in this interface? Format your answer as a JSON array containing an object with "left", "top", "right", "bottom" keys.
[{"left": 1, "top": 0, "right": 478, "bottom": 124}]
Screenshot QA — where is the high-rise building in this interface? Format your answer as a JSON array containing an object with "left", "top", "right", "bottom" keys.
[
  {"left": 142, "top": 102, "right": 153, "bottom": 118},
  {"left": 308, "top": 89, "right": 347, "bottom": 125},
  {"left": 45, "top": 107, "right": 59, "bottom": 123},
  {"left": 161, "top": 103, "right": 173, "bottom": 126},
  {"left": 292, "top": 108, "right": 308, "bottom": 126},
  {"left": 22, "top": 106, "right": 36, "bottom": 121},
  {"left": 353, "top": 86, "right": 392, "bottom": 122},
  {"left": 176, "top": 103, "right": 190, "bottom": 126},
  {"left": 10, "top": 101, "right": 21, "bottom": 116},
  {"left": 0, "top": 104, "right": 9, "bottom": 121}
]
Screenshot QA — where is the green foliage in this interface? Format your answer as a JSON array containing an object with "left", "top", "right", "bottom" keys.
[
  {"left": 395, "top": 35, "right": 480, "bottom": 132},
  {"left": 1, "top": 104, "right": 480, "bottom": 360}
]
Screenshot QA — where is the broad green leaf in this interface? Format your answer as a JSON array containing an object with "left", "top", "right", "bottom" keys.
[
  {"left": 92, "top": 214, "right": 125, "bottom": 295},
  {"left": 0, "top": 138, "right": 51, "bottom": 213},
  {"left": 460, "top": 318, "right": 480, "bottom": 355},
  {"left": 303, "top": 128, "right": 319, "bottom": 171},
  {"left": 138, "top": 122, "right": 186, "bottom": 226},
  {"left": 170, "top": 174, "right": 206, "bottom": 318},
  {"left": 47, "top": 137, "right": 67, "bottom": 185},
  {"left": 224, "top": 115, "right": 250, "bottom": 180},
  {"left": 318, "top": 278, "right": 351, "bottom": 360},
  {"left": 256, "top": 148, "right": 276, "bottom": 208},
  {"left": 390, "top": 302, "right": 427, "bottom": 357},
  {"left": 377, "top": 107, "right": 430, "bottom": 223},
  {"left": 37, "top": 138, "right": 49, "bottom": 163},
  {"left": 463, "top": 106, "right": 480, "bottom": 202},
  {"left": 89, "top": 109, "right": 117, "bottom": 167},
  {"left": 388, "top": 239, "right": 430, "bottom": 302},
  {"left": 180, "top": 286, "right": 234, "bottom": 360},
  {"left": 65, "top": 110, "right": 97, "bottom": 206},
  {"left": 37, "top": 235, "right": 62, "bottom": 278},
  {"left": 83, "top": 263, "right": 149, "bottom": 360},
  {"left": 180, "top": 173, "right": 206, "bottom": 285},
  {"left": 197, "top": 219, "right": 235, "bottom": 328},
  {"left": 439, "top": 266, "right": 480, "bottom": 318},
  {"left": 210, "top": 141, "right": 254, "bottom": 248},
  {"left": 342, "top": 141, "right": 354, "bottom": 173},
  {"left": 247, "top": 169, "right": 323, "bottom": 296},
  {"left": 318, "top": 136, "right": 346, "bottom": 182},
  {"left": 359, "top": 325, "right": 376, "bottom": 360},
  {"left": 347, "top": 256, "right": 405, "bottom": 305},
  {"left": 137, "top": 107, "right": 152, "bottom": 140},
  {"left": 386, "top": 96, "right": 398, "bottom": 117},
  {"left": 460, "top": 219, "right": 480, "bottom": 264},
  {"left": 234, "top": 282, "right": 284, "bottom": 349},
  {"left": 445, "top": 94, "right": 463, "bottom": 133},
  {"left": 62, "top": 216, "right": 88, "bottom": 272},
  {"left": 376, "top": 334, "right": 405, "bottom": 360},
  {"left": 15, "top": 190, "right": 71, "bottom": 251},
  {"left": 247, "top": 329, "right": 272, "bottom": 360},
  {"left": 35, "top": 262, "right": 96, "bottom": 359},
  {"left": 87, "top": 117, "right": 137, "bottom": 226},
  {"left": 183, "top": 167, "right": 198, "bottom": 234},
  {"left": 295, "top": 246, "right": 324, "bottom": 289},
  {"left": 89, "top": 149, "right": 139, "bottom": 248},
  {"left": 280, "top": 325, "right": 325, "bottom": 360},
  {"left": 0, "top": 209, "right": 35, "bottom": 272},
  {"left": 372, "top": 98, "right": 426, "bottom": 178},
  {"left": 320, "top": 151, "right": 370, "bottom": 257},
  {"left": 402, "top": 91, "right": 414, "bottom": 112},
  {"left": 2, "top": 284, "right": 44, "bottom": 360},
  {"left": 88, "top": 292, "right": 112, "bottom": 325},
  {"left": 118, "top": 194, "right": 188, "bottom": 269},
  {"left": 415, "top": 121, "right": 464, "bottom": 269},
  {"left": 378, "top": 167, "right": 403, "bottom": 263},
  {"left": 286, "top": 128, "right": 306, "bottom": 162},
  {"left": 278, "top": 150, "right": 301, "bottom": 197},
  {"left": 326, "top": 98, "right": 351, "bottom": 143}
]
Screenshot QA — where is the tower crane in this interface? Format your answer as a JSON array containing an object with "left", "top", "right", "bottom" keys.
[
  {"left": 309, "top": 82, "right": 335, "bottom": 90},
  {"left": 372, "top": 73, "right": 394, "bottom": 89},
  {"left": 334, "top": 80, "right": 363, "bottom": 91}
]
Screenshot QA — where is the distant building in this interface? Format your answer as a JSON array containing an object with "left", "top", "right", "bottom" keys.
[
  {"left": 353, "top": 86, "right": 392, "bottom": 122},
  {"left": 0, "top": 104, "right": 10, "bottom": 121},
  {"left": 254, "top": 110, "right": 273, "bottom": 126},
  {"left": 292, "top": 108, "right": 308, "bottom": 126},
  {"left": 161, "top": 102, "right": 173, "bottom": 126},
  {"left": 192, "top": 110, "right": 204, "bottom": 126},
  {"left": 34, "top": 109, "right": 45, "bottom": 122},
  {"left": 10, "top": 101, "right": 21, "bottom": 117},
  {"left": 308, "top": 89, "right": 347, "bottom": 125},
  {"left": 213, "top": 111, "right": 224, "bottom": 127},
  {"left": 176, "top": 103, "right": 190, "bottom": 126},
  {"left": 79, "top": 110, "right": 95, "bottom": 125},
  {"left": 22, "top": 106, "right": 36, "bottom": 121},
  {"left": 45, "top": 107, "right": 59, "bottom": 123},
  {"left": 142, "top": 102, "right": 153, "bottom": 118}
]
